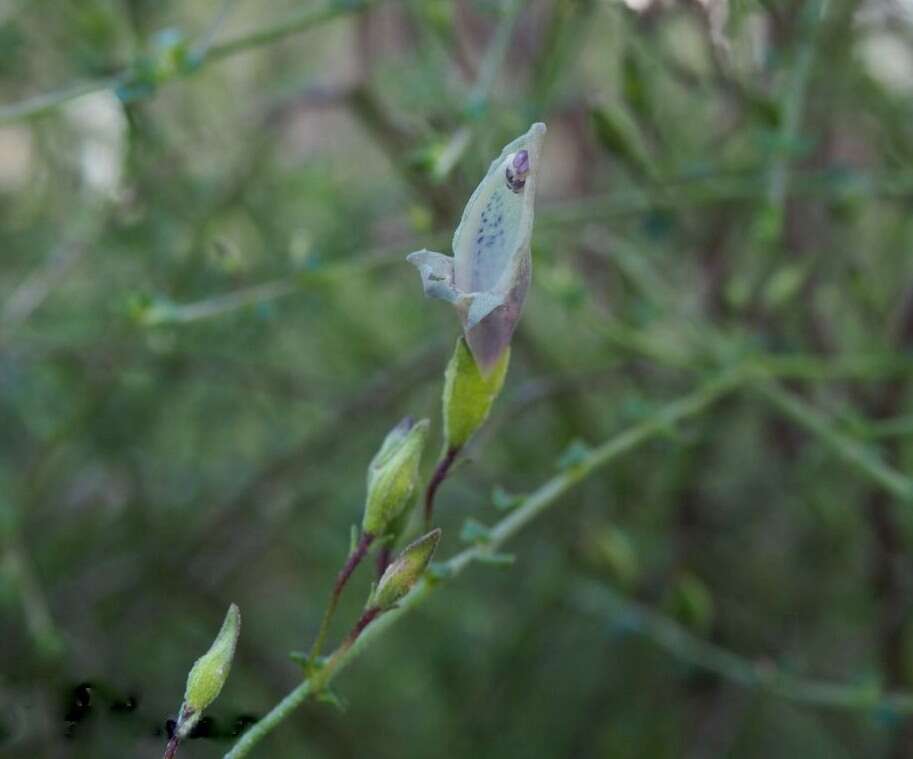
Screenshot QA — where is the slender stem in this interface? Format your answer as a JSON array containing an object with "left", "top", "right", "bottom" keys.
[
  {"left": 0, "top": 0, "right": 388, "bottom": 124},
  {"left": 376, "top": 546, "right": 392, "bottom": 578},
  {"left": 312, "top": 608, "right": 381, "bottom": 687},
  {"left": 758, "top": 382, "right": 913, "bottom": 502},
  {"left": 0, "top": 76, "right": 124, "bottom": 124},
  {"left": 204, "top": 0, "right": 385, "bottom": 62},
  {"left": 163, "top": 736, "right": 180, "bottom": 759},
  {"left": 307, "top": 532, "right": 374, "bottom": 665},
  {"left": 572, "top": 581, "right": 913, "bottom": 712},
  {"left": 424, "top": 446, "right": 460, "bottom": 529},
  {"left": 765, "top": 0, "right": 826, "bottom": 212},
  {"left": 467, "top": 0, "right": 522, "bottom": 111},
  {"left": 223, "top": 373, "right": 740, "bottom": 759}
]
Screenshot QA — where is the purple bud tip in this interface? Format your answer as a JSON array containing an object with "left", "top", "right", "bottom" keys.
[
  {"left": 513, "top": 150, "right": 530, "bottom": 177},
  {"left": 396, "top": 416, "right": 415, "bottom": 432}
]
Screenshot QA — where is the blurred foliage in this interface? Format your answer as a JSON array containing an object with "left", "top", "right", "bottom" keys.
[{"left": 3, "top": 0, "right": 913, "bottom": 757}]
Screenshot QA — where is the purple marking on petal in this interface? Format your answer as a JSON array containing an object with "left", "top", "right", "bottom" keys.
[
  {"left": 513, "top": 150, "right": 530, "bottom": 177},
  {"left": 505, "top": 149, "right": 530, "bottom": 193}
]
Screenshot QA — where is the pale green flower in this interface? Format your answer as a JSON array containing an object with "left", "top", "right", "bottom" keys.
[{"left": 408, "top": 123, "right": 546, "bottom": 374}]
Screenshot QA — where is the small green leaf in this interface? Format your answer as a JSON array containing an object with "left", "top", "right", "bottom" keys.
[
  {"left": 426, "top": 561, "right": 454, "bottom": 583},
  {"left": 492, "top": 486, "right": 524, "bottom": 511},
  {"left": 288, "top": 650, "right": 309, "bottom": 667},
  {"left": 475, "top": 551, "right": 515, "bottom": 568},
  {"left": 557, "top": 440, "right": 593, "bottom": 471},
  {"left": 460, "top": 518, "right": 493, "bottom": 545},
  {"left": 316, "top": 688, "right": 348, "bottom": 713}
]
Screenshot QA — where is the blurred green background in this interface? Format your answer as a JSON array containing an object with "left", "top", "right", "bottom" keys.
[{"left": 3, "top": 0, "right": 913, "bottom": 757}]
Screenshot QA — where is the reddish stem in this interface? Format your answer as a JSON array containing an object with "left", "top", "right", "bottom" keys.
[
  {"left": 424, "top": 446, "right": 460, "bottom": 528},
  {"left": 334, "top": 532, "right": 374, "bottom": 598},
  {"left": 376, "top": 546, "right": 392, "bottom": 577},
  {"left": 308, "top": 531, "right": 375, "bottom": 665},
  {"left": 347, "top": 606, "right": 382, "bottom": 644},
  {"left": 163, "top": 737, "right": 180, "bottom": 759}
]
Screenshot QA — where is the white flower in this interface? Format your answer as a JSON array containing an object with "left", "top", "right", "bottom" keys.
[{"left": 408, "top": 123, "right": 546, "bottom": 374}]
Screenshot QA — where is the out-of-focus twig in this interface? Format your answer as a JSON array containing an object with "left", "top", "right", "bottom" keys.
[
  {"left": 0, "top": 0, "right": 392, "bottom": 124},
  {"left": 757, "top": 382, "right": 913, "bottom": 503},
  {"left": 572, "top": 580, "right": 913, "bottom": 713}
]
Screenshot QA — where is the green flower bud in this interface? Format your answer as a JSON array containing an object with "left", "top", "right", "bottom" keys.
[
  {"left": 369, "top": 529, "right": 441, "bottom": 610},
  {"left": 443, "top": 337, "right": 509, "bottom": 450},
  {"left": 177, "top": 603, "right": 240, "bottom": 738},
  {"left": 384, "top": 492, "right": 416, "bottom": 546},
  {"left": 362, "top": 418, "right": 430, "bottom": 537}
]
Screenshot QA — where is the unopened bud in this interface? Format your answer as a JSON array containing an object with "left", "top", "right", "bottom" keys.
[
  {"left": 362, "top": 418, "right": 430, "bottom": 536},
  {"left": 177, "top": 603, "right": 240, "bottom": 738},
  {"left": 443, "top": 337, "right": 509, "bottom": 450},
  {"left": 369, "top": 529, "right": 441, "bottom": 610},
  {"left": 407, "top": 122, "right": 546, "bottom": 373}
]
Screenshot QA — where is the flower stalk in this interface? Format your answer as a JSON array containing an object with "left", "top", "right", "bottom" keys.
[{"left": 306, "top": 531, "right": 375, "bottom": 667}]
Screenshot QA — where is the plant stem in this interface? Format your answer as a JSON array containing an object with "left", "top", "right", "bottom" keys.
[
  {"left": 222, "top": 373, "right": 740, "bottom": 759},
  {"left": 307, "top": 532, "right": 374, "bottom": 665},
  {"left": 376, "top": 546, "right": 392, "bottom": 577},
  {"left": 0, "top": 76, "right": 124, "bottom": 124},
  {"left": 466, "top": 0, "right": 522, "bottom": 112},
  {"left": 204, "top": 0, "right": 384, "bottom": 63},
  {"left": 0, "top": 0, "right": 388, "bottom": 124},
  {"left": 163, "top": 736, "right": 180, "bottom": 759},
  {"left": 572, "top": 580, "right": 913, "bottom": 712},
  {"left": 424, "top": 446, "right": 460, "bottom": 529},
  {"left": 758, "top": 382, "right": 913, "bottom": 502}
]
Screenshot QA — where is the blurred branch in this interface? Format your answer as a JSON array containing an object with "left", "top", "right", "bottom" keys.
[
  {"left": 204, "top": 0, "right": 388, "bottom": 63},
  {"left": 466, "top": 0, "right": 522, "bottom": 114},
  {"left": 0, "top": 76, "right": 124, "bottom": 124},
  {"left": 542, "top": 167, "right": 913, "bottom": 226},
  {"left": 750, "top": 354, "right": 913, "bottom": 382},
  {"left": 572, "top": 580, "right": 913, "bottom": 713},
  {"left": 347, "top": 85, "right": 455, "bottom": 222},
  {"left": 0, "top": 530, "right": 64, "bottom": 662},
  {"left": 192, "top": 0, "right": 245, "bottom": 60},
  {"left": 0, "top": 0, "right": 391, "bottom": 124},
  {"left": 1, "top": 235, "right": 88, "bottom": 332},
  {"left": 765, "top": 0, "right": 827, "bottom": 213},
  {"left": 757, "top": 382, "right": 913, "bottom": 503},
  {"left": 223, "top": 371, "right": 740, "bottom": 758},
  {"left": 135, "top": 236, "right": 441, "bottom": 326}
]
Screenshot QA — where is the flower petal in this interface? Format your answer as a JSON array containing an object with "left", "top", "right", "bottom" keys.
[{"left": 406, "top": 249, "right": 460, "bottom": 304}]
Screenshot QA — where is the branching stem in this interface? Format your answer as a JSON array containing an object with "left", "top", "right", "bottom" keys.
[
  {"left": 306, "top": 532, "right": 374, "bottom": 666},
  {"left": 223, "top": 373, "right": 739, "bottom": 759},
  {"left": 163, "top": 736, "right": 180, "bottom": 759}
]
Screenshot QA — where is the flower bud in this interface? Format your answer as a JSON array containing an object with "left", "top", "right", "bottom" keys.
[
  {"left": 442, "top": 337, "right": 509, "bottom": 450},
  {"left": 407, "top": 122, "right": 546, "bottom": 373},
  {"left": 362, "top": 418, "right": 430, "bottom": 537},
  {"left": 369, "top": 529, "right": 441, "bottom": 610},
  {"left": 177, "top": 603, "right": 240, "bottom": 738}
]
